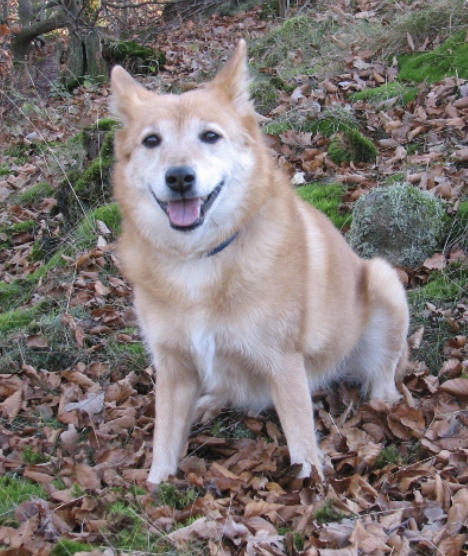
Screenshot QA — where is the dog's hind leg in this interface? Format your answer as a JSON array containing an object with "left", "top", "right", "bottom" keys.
[
  {"left": 147, "top": 358, "right": 199, "bottom": 490},
  {"left": 269, "top": 353, "right": 324, "bottom": 480},
  {"left": 348, "top": 258, "right": 409, "bottom": 404}
]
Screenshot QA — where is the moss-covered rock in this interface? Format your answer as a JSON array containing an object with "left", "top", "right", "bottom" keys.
[
  {"left": 309, "top": 106, "right": 359, "bottom": 137},
  {"left": 348, "top": 183, "right": 447, "bottom": 267},
  {"left": 328, "top": 129, "right": 378, "bottom": 165},
  {"left": 296, "top": 183, "right": 351, "bottom": 229},
  {"left": 251, "top": 79, "right": 279, "bottom": 115},
  {"left": 398, "top": 30, "right": 468, "bottom": 83}
]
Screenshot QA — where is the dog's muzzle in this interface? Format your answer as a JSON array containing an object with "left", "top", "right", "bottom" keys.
[{"left": 152, "top": 180, "right": 225, "bottom": 232}]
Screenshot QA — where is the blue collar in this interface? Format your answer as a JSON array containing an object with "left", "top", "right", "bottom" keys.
[{"left": 205, "top": 232, "right": 239, "bottom": 257}]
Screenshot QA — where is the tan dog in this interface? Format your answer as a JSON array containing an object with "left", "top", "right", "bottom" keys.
[{"left": 110, "top": 40, "right": 409, "bottom": 490}]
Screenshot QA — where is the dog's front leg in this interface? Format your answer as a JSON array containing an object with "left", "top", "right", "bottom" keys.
[
  {"left": 147, "top": 364, "right": 199, "bottom": 490},
  {"left": 269, "top": 353, "right": 323, "bottom": 480}
]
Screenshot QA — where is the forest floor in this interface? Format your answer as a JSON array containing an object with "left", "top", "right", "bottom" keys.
[{"left": 1, "top": 1, "right": 468, "bottom": 555}]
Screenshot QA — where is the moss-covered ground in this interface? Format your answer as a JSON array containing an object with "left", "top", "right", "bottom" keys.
[
  {"left": 297, "top": 183, "right": 351, "bottom": 229},
  {"left": 399, "top": 29, "right": 468, "bottom": 83}
]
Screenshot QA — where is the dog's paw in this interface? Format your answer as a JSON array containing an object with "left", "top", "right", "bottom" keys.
[
  {"left": 147, "top": 465, "right": 174, "bottom": 492},
  {"left": 300, "top": 462, "right": 324, "bottom": 482}
]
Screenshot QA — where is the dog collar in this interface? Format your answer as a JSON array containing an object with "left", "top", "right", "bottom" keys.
[{"left": 205, "top": 232, "right": 239, "bottom": 257}]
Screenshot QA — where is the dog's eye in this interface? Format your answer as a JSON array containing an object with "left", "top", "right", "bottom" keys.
[
  {"left": 200, "top": 131, "right": 221, "bottom": 144},
  {"left": 143, "top": 134, "right": 161, "bottom": 148}
]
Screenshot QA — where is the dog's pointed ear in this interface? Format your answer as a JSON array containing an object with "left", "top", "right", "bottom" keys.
[
  {"left": 209, "top": 40, "right": 252, "bottom": 114},
  {"left": 110, "top": 65, "right": 152, "bottom": 123}
]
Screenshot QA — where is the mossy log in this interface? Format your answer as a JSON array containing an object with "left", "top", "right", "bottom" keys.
[{"left": 103, "top": 40, "right": 165, "bottom": 74}]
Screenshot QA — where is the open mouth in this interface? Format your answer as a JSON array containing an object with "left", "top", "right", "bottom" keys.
[{"left": 152, "top": 181, "right": 224, "bottom": 232}]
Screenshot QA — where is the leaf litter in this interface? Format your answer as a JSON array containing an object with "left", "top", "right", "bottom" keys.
[{"left": 1, "top": 2, "right": 468, "bottom": 555}]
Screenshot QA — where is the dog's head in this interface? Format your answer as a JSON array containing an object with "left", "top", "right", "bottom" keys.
[{"left": 111, "top": 41, "right": 266, "bottom": 251}]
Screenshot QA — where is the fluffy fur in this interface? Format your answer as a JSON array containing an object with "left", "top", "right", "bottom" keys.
[{"left": 110, "top": 40, "right": 410, "bottom": 490}]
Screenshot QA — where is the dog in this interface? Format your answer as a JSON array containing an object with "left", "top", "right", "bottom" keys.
[{"left": 110, "top": 40, "right": 409, "bottom": 490}]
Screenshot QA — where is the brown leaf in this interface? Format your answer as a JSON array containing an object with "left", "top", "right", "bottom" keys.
[
  {"left": 439, "top": 378, "right": 468, "bottom": 397},
  {"left": 0, "top": 390, "right": 22, "bottom": 423},
  {"left": 408, "top": 326, "right": 424, "bottom": 350},
  {"left": 60, "top": 424, "right": 80, "bottom": 456},
  {"left": 423, "top": 253, "right": 446, "bottom": 271},
  {"left": 64, "top": 392, "right": 104, "bottom": 415},
  {"left": 25, "top": 335, "right": 48, "bottom": 348},
  {"left": 74, "top": 463, "right": 101, "bottom": 490}
]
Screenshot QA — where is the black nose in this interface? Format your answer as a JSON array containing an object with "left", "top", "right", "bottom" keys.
[{"left": 165, "top": 166, "right": 196, "bottom": 194}]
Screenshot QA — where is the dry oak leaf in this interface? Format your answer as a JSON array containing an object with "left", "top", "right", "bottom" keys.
[
  {"left": 318, "top": 547, "right": 358, "bottom": 556},
  {"left": 0, "top": 390, "right": 22, "bottom": 423},
  {"left": 25, "top": 335, "right": 48, "bottom": 348},
  {"left": 244, "top": 500, "right": 284, "bottom": 521},
  {"left": 0, "top": 375, "right": 23, "bottom": 399},
  {"left": 74, "top": 463, "right": 101, "bottom": 490},
  {"left": 423, "top": 253, "right": 447, "bottom": 271},
  {"left": 60, "top": 424, "right": 80, "bottom": 457},
  {"left": 64, "top": 392, "right": 104, "bottom": 415},
  {"left": 439, "top": 378, "right": 468, "bottom": 397},
  {"left": 408, "top": 326, "right": 424, "bottom": 350},
  {"left": 167, "top": 517, "right": 223, "bottom": 543}
]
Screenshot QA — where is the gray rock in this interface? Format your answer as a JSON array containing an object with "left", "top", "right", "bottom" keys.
[{"left": 347, "top": 183, "right": 447, "bottom": 268}]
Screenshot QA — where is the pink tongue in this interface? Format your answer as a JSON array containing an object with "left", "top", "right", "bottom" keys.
[{"left": 167, "top": 198, "right": 202, "bottom": 227}]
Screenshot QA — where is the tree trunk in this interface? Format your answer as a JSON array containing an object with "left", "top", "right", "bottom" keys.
[
  {"left": 65, "top": 29, "right": 109, "bottom": 81},
  {"left": 11, "top": 14, "right": 68, "bottom": 59},
  {"left": 2, "top": 0, "right": 9, "bottom": 23}
]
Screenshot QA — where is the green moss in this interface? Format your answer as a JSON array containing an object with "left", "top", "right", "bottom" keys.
[
  {"left": 277, "top": 527, "right": 305, "bottom": 550},
  {"left": 96, "top": 117, "right": 119, "bottom": 131},
  {"left": 297, "top": 183, "right": 351, "bottom": 229},
  {"left": 328, "top": 129, "right": 378, "bottom": 165},
  {"left": 156, "top": 483, "right": 200, "bottom": 511},
  {"left": 0, "top": 302, "right": 50, "bottom": 334},
  {"left": 308, "top": 106, "right": 359, "bottom": 137},
  {"left": 250, "top": 79, "right": 279, "bottom": 115},
  {"left": 0, "top": 476, "right": 48, "bottom": 527},
  {"left": 375, "top": 445, "right": 403, "bottom": 468},
  {"left": 0, "top": 220, "right": 37, "bottom": 247},
  {"left": 75, "top": 203, "right": 122, "bottom": 251},
  {"left": 17, "top": 182, "right": 54, "bottom": 205},
  {"left": 399, "top": 30, "right": 468, "bottom": 83},
  {"left": 268, "top": 75, "right": 295, "bottom": 94},
  {"left": 52, "top": 478, "right": 67, "bottom": 490},
  {"left": 348, "top": 183, "right": 447, "bottom": 267},
  {"left": 104, "top": 41, "right": 165, "bottom": 74},
  {"left": 263, "top": 120, "right": 292, "bottom": 136},
  {"left": 314, "top": 500, "right": 346, "bottom": 525},
  {"left": 108, "top": 500, "right": 164, "bottom": 552},
  {"left": 0, "top": 281, "right": 25, "bottom": 312},
  {"left": 349, "top": 82, "right": 419, "bottom": 105},
  {"left": 23, "top": 445, "right": 49, "bottom": 464},
  {"left": 56, "top": 121, "right": 118, "bottom": 223},
  {"left": 51, "top": 539, "right": 92, "bottom": 556}
]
